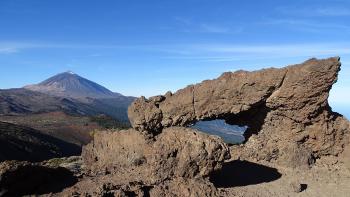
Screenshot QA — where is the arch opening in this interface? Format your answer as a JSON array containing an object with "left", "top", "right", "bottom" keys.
[
  {"left": 191, "top": 119, "right": 247, "bottom": 144},
  {"left": 190, "top": 102, "right": 270, "bottom": 145}
]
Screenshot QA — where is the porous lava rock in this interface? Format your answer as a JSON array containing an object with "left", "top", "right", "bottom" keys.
[
  {"left": 128, "top": 57, "right": 350, "bottom": 168},
  {"left": 58, "top": 127, "right": 229, "bottom": 196},
  {"left": 82, "top": 127, "right": 230, "bottom": 184}
]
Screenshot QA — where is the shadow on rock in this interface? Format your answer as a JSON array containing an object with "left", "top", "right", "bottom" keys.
[
  {"left": 0, "top": 165, "right": 77, "bottom": 196},
  {"left": 209, "top": 160, "right": 282, "bottom": 188}
]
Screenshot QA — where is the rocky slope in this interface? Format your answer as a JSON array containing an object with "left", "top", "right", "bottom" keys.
[
  {"left": 0, "top": 112, "right": 105, "bottom": 147},
  {"left": 0, "top": 121, "right": 80, "bottom": 162}
]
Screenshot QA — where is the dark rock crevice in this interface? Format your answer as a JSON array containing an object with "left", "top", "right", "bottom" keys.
[
  {"left": 192, "top": 86, "right": 197, "bottom": 120},
  {"left": 223, "top": 101, "right": 271, "bottom": 143}
]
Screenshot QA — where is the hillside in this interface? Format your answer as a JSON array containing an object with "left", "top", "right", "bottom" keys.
[
  {"left": 0, "top": 88, "right": 98, "bottom": 116},
  {"left": 0, "top": 112, "right": 130, "bottom": 147},
  {"left": 0, "top": 121, "right": 80, "bottom": 162}
]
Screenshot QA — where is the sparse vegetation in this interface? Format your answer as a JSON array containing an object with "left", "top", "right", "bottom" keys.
[
  {"left": 45, "top": 157, "right": 66, "bottom": 167},
  {"left": 89, "top": 114, "right": 131, "bottom": 130},
  {"left": 0, "top": 112, "right": 101, "bottom": 146}
]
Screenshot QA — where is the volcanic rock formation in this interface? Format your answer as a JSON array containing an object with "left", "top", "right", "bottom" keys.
[
  {"left": 69, "top": 57, "right": 349, "bottom": 196},
  {"left": 128, "top": 57, "right": 350, "bottom": 168},
  {"left": 68, "top": 57, "right": 349, "bottom": 196},
  {"left": 76, "top": 127, "right": 230, "bottom": 196},
  {"left": 83, "top": 127, "right": 229, "bottom": 180}
]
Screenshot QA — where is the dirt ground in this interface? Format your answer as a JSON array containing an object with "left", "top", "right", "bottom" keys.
[{"left": 217, "top": 155, "right": 350, "bottom": 197}]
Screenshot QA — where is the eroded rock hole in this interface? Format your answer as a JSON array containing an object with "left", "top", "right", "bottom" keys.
[
  {"left": 191, "top": 103, "right": 270, "bottom": 144},
  {"left": 191, "top": 119, "right": 247, "bottom": 144}
]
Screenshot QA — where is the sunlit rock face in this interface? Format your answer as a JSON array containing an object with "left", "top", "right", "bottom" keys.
[
  {"left": 83, "top": 128, "right": 230, "bottom": 180},
  {"left": 128, "top": 57, "right": 350, "bottom": 168},
  {"left": 191, "top": 120, "right": 247, "bottom": 144},
  {"left": 74, "top": 128, "right": 230, "bottom": 196}
]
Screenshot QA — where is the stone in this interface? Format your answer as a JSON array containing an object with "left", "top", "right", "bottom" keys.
[
  {"left": 128, "top": 57, "right": 350, "bottom": 168},
  {"left": 128, "top": 97, "right": 163, "bottom": 134},
  {"left": 82, "top": 127, "right": 230, "bottom": 184},
  {"left": 61, "top": 127, "right": 230, "bottom": 196},
  {"left": 290, "top": 181, "right": 307, "bottom": 193}
]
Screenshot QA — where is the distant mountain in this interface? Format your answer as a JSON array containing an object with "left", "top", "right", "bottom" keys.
[
  {"left": 0, "top": 71, "right": 136, "bottom": 121},
  {"left": 0, "top": 121, "right": 80, "bottom": 162},
  {"left": 24, "top": 71, "right": 123, "bottom": 99}
]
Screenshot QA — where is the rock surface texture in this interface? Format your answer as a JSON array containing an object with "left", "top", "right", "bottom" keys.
[
  {"left": 129, "top": 57, "right": 350, "bottom": 168},
  {"left": 75, "top": 127, "right": 229, "bottom": 196},
  {"left": 83, "top": 127, "right": 230, "bottom": 180}
]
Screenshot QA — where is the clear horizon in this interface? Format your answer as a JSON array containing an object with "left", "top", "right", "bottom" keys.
[{"left": 0, "top": 0, "right": 349, "bottom": 117}]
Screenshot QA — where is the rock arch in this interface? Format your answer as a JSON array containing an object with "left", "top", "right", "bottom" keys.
[
  {"left": 70, "top": 57, "right": 349, "bottom": 196},
  {"left": 128, "top": 57, "right": 350, "bottom": 167}
]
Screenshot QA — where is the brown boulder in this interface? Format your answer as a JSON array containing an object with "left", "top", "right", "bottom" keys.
[
  {"left": 69, "top": 127, "right": 230, "bottom": 196},
  {"left": 82, "top": 127, "right": 230, "bottom": 183}
]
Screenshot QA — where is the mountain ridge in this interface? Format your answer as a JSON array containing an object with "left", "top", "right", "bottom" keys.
[{"left": 24, "top": 71, "right": 124, "bottom": 99}]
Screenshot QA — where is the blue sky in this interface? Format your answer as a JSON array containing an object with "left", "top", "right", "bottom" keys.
[{"left": 0, "top": 0, "right": 349, "bottom": 118}]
